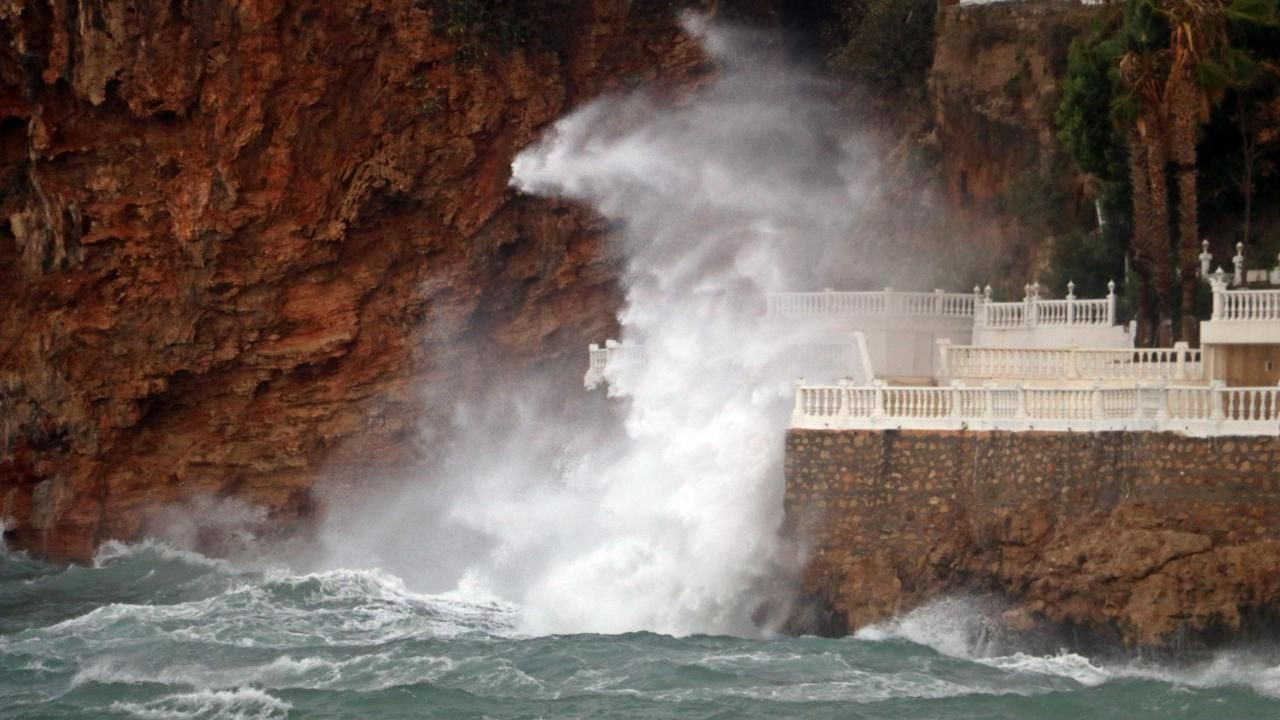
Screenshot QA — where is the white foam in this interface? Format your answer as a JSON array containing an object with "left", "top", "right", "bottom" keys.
[
  {"left": 110, "top": 687, "right": 290, "bottom": 720},
  {"left": 854, "top": 597, "right": 997, "bottom": 659},
  {"left": 92, "top": 539, "right": 237, "bottom": 573},
  {"left": 980, "top": 652, "right": 1110, "bottom": 687},
  {"left": 1111, "top": 653, "right": 1280, "bottom": 699}
]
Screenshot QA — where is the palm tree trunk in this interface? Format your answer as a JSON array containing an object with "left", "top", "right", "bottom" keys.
[
  {"left": 1127, "top": 128, "right": 1157, "bottom": 346},
  {"left": 1169, "top": 65, "right": 1200, "bottom": 345},
  {"left": 1144, "top": 126, "right": 1174, "bottom": 347},
  {"left": 1176, "top": 166, "right": 1198, "bottom": 343}
]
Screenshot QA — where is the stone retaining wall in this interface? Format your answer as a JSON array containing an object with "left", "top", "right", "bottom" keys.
[{"left": 784, "top": 429, "right": 1280, "bottom": 649}]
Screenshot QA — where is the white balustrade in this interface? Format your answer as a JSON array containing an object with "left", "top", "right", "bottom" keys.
[
  {"left": 1212, "top": 287, "right": 1280, "bottom": 322},
  {"left": 938, "top": 343, "right": 1203, "bottom": 383},
  {"left": 792, "top": 381, "right": 1280, "bottom": 436},
  {"left": 586, "top": 334, "right": 876, "bottom": 391},
  {"left": 978, "top": 284, "right": 1115, "bottom": 329},
  {"left": 767, "top": 289, "right": 975, "bottom": 318},
  {"left": 583, "top": 340, "right": 646, "bottom": 390}
]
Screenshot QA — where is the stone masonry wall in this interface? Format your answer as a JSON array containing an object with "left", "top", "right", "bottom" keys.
[{"left": 784, "top": 429, "right": 1280, "bottom": 650}]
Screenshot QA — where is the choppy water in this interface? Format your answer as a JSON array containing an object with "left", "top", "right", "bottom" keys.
[{"left": 3, "top": 542, "right": 1280, "bottom": 719}]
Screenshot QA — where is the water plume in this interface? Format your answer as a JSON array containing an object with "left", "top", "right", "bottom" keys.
[{"left": 318, "top": 15, "right": 899, "bottom": 637}]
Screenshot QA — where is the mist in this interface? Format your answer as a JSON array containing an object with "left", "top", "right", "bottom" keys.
[{"left": 315, "top": 16, "right": 911, "bottom": 637}]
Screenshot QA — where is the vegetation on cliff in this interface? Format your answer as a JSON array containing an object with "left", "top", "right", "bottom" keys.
[
  {"left": 1056, "top": 0, "right": 1280, "bottom": 344},
  {"left": 826, "top": 0, "right": 937, "bottom": 110}
]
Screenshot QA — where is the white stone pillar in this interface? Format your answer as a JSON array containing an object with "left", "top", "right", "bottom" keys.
[
  {"left": 936, "top": 338, "right": 952, "bottom": 385},
  {"left": 1211, "top": 269, "right": 1226, "bottom": 320}
]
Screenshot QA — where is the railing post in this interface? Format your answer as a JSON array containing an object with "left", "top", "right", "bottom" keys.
[
  {"left": 884, "top": 287, "right": 895, "bottom": 315},
  {"left": 1067, "top": 346, "right": 1079, "bottom": 379},
  {"left": 1106, "top": 280, "right": 1117, "bottom": 326},
  {"left": 934, "top": 288, "right": 944, "bottom": 315},
  {"left": 791, "top": 379, "right": 805, "bottom": 423},
  {"left": 1016, "top": 384, "right": 1027, "bottom": 420},
  {"left": 1211, "top": 270, "right": 1226, "bottom": 320},
  {"left": 1091, "top": 383, "right": 1104, "bottom": 420},
  {"left": 1210, "top": 380, "right": 1226, "bottom": 422},
  {"left": 822, "top": 288, "right": 834, "bottom": 314},
  {"left": 1024, "top": 284, "right": 1035, "bottom": 327},
  {"left": 1174, "top": 341, "right": 1188, "bottom": 380},
  {"left": 872, "top": 380, "right": 886, "bottom": 419},
  {"left": 936, "top": 338, "right": 952, "bottom": 384}
]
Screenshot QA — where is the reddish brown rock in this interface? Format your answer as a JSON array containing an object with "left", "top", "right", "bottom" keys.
[{"left": 0, "top": 0, "right": 711, "bottom": 562}]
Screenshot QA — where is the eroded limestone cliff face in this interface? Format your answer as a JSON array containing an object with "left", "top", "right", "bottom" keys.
[
  {"left": 927, "top": 0, "right": 1103, "bottom": 280},
  {"left": 0, "top": 0, "right": 711, "bottom": 562},
  {"left": 785, "top": 429, "right": 1280, "bottom": 652}
]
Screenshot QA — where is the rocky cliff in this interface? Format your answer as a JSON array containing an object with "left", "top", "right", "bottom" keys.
[
  {"left": 0, "top": 0, "right": 711, "bottom": 562},
  {"left": 785, "top": 429, "right": 1280, "bottom": 652},
  {"left": 927, "top": 0, "right": 1104, "bottom": 281}
]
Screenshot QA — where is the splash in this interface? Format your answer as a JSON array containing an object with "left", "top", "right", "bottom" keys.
[{"left": 316, "top": 16, "right": 911, "bottom": 637}]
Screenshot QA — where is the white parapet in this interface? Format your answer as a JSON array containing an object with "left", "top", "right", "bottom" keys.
[
  {"left": 791, "top": 381, "right": 1280, "bottom": 437},
  {"left": 584, "top": 333, "right": 877, "bottom": 391},
  {"left": 936, "top": 342, "right": 1204, "bottom": 385},
  {"left": 584, "top": 340, "right": 646, "bottom": 390},
  {"left": 1202, "top": 282, "right": 1280, "bottom": 346},
  {"left": 766, "top": 288, "right": 977, "bottom": 319},
  {"left": 972, "top": 281, "right": 1131, "bottom": 348}
]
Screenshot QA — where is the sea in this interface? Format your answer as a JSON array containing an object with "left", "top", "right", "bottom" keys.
[{"left": 3, "top": 540, "right": 1279, "bottom": 719}]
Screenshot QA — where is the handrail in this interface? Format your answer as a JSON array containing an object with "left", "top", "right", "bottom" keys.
[
  {"left": 585, "top": 334, "right": 878, "bottom": 390},
  {"left": 977, "top": 296, "right": 1115, "bottom": 329},
  {"left": 1211, "top": 287, "right": 1280, "bottom": 322},
  {"left": 937, "top": 342, "right": 1203, "bottom": 383},
  {"left": 584, "top": 340, "right": 646, "bottom": 390},
  {"left": 791, "top": 381, "right": 1280, "bottom": 437},
  {"left": 766, "top": 289, "right": 976, "bottom": 318}
]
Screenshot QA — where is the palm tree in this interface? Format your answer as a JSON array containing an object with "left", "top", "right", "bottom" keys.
[
  {"left": 1159, "top": 0, "right": 1276, "bottom": 343},
  {"left": 1117, "top": 42, "right": 1175, "bottom": 345}
]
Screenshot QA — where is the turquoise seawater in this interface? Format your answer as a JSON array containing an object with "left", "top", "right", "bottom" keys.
[{"left": 3, "top": 542, "right": 1279, "bottom": 719}]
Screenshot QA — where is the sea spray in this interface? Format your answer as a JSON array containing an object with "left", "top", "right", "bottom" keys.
[{"left": 314, "top": 16, "right": 905, "bottom": 636}]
